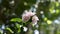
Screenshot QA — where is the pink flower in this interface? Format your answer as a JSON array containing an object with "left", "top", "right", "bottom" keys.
[
  {"left": 22, "top": 10, "right": 36, "bottom": 22},
  {"left": 32, "top": 15, "right": 39, "bottom": 25},
  {"left": 22, "top": 14, "right": 30, "bottom": 22}
]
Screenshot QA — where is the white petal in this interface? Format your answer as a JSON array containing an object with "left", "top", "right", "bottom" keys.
[{"left": 23, "top": 27, "right": 28, "bottom": 32}]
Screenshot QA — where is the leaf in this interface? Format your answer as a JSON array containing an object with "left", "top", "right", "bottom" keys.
[
  {"left": 10, "top": 18, "right": 22, "bottom": 22},
  {"left": 16, "top": 23, "right": 20, "bottom": 28},
  {"left": 15, "top": 23, "right": 21, "bottom": 33},
  {"left": 0, "top": 29, "right": 3, "bottom": 34},
  {"left": 18, "top": 28, "right": 21, "bottom": 33},
  {"left": 49, "top": 6, "right": 54, "bottom": 14},
  {"left": 56, "top": 9, "right": 59, "bottom": 14},
  {"left": 55, "top": 2, "right": 59, "bottom": 7},
  {"left": 6, "top": 27, "right": 14, "bottom": 33},
  {"left": 44, "top": 17, "right": 48, "bottom": 21},
  {"left": 47, "top": 20, "right": 52, "bottom": 24}
]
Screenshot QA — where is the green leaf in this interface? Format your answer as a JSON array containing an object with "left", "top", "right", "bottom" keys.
[
  {"left": 55, "top": 2, "right": 59, "bottom": 7},
  {"left": 10, "top": 18, "right": 22, "bottom": 22},
  {"left": 44, "top": 17, "right": 48, "bottom": 21},
  {"left": 47, "top": 20, "right": 52, "bottom": 24},
  {"left": 6, "top": 27, "right": 14, "bottom": 33},
  {"left": 15, "top": 23, "right": 21, "bottom": 33},
  {"left": 56, "top": 9, "right": 59, "bottom": 14},
  {"left": 49, "top": 6, "right": 54, "bottom": 14},
  {"left": 0, "top": 30, "right": 3, "bottom": 34},
  {"left": 18, "top": 28, "right": 21, "bottom": 33},
  {"left": 16, "top": 23, "right": 20, "bottom": 28}
]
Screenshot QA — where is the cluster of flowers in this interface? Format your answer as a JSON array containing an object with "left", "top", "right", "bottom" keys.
[{"left": 22, "top": 10, "right": 39, "bottom": 25}]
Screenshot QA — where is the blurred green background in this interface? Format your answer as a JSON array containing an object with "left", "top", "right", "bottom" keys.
[{"left": 0, "top": 0, "right": 60, "bottom": 34}]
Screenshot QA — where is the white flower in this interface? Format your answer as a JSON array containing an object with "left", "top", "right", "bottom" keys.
[
  {"left": 34, "top": 30, "right": 39, "bottom": 34},
  {"left": 32, "top": 15, "right": 39, "bottom": 25},
  {"left": 22, "top": 10, "right": 36, "bottom": 22},
  {"left": 23, "top": 27, "right": 28, "bottom": 32}
]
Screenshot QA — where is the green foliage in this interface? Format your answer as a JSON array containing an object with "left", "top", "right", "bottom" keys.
[
  {"left": 10, "top": 18, "right": 22, "bottom": 22},
  {"left": 0, "top": 0, "right": 60, "bottom": 34},
  {"left": 15, "top": 23, "right": 21, "bottom": 33},
  {"left": 5, "top": 27, "right": 14, "bottom": 33},
  {"left": 0, "top": 30, "right": 3, "bottom": 34},
  {"left": 55, "top": 2, "right": 59, "bottom": 7}
]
